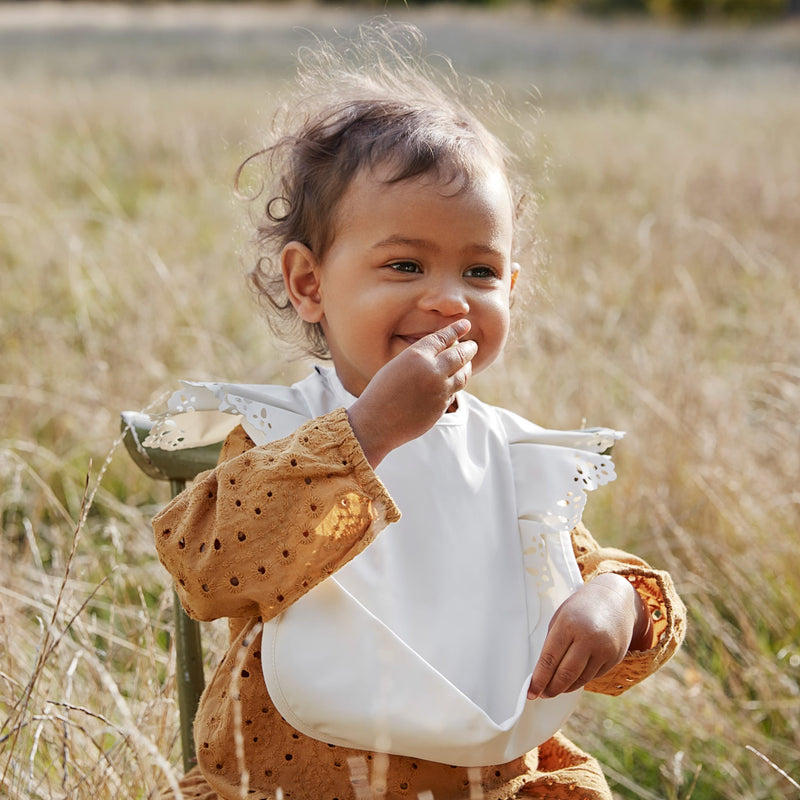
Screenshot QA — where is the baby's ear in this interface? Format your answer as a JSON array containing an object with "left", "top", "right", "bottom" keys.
[
  {"left": 282, "top": 242, "right": 324, "bottom": 323},
  {"left": 510, "top": 262, "right": 521, "bottom": 293}
]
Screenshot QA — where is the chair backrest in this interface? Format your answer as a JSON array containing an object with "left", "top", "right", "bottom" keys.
[{"left": 121, "top": 411, "right": 222, "bottom": 774}]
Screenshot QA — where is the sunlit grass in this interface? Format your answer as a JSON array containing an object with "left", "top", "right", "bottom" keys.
[{"left": 1, "top": 5, "right": 798, "bottom": 798}]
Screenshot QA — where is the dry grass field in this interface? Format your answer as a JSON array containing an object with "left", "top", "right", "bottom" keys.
[{"left": 1, "top": 3, "right": 799, "bottom": 798}]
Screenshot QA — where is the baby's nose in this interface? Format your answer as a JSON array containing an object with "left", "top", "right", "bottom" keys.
[{"left": 418, "top": 279, "right": 470, "bottom": 316}]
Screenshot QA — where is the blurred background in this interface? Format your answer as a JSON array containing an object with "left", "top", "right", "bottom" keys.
[{"left": 1, "top": 2, "right": 798, "bottom": 798}]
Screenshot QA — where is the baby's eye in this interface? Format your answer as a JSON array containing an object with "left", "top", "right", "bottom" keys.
[
  {"left": 464, "top": 265, "right": 497, "bottom": 279},
  {"left": 388, "top": 261, "right": 422, "bottom": 274}
]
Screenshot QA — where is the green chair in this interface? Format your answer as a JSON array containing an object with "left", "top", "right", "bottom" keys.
[{"left": 121, "top": 411, "right": 223, "bottom": 774}]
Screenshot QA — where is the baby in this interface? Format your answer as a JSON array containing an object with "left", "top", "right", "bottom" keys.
[{"left": 152, "top": 21, "right": 685, "bottom": 800}]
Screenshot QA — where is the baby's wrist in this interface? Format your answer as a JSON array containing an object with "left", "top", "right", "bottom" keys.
[
  {"left": 629, "top": 587, "right": 655, "bottom": 651},
  {"left": 589, "top": 573, "right": 654, "bottom": 652},
  {"left": 346, "top": 400, "right": 391, "bottom": 469}
]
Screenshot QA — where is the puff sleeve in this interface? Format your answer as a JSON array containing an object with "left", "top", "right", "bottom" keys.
[{"left": 152, "top": 408, "right": 400, "bottom": 623}]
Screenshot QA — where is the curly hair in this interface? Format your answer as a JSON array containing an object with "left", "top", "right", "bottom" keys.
[{"left": 237, "top": 20, "right": 525, "bottom": 359}]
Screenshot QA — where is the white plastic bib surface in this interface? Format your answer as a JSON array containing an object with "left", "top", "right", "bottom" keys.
[{"left": 149, "top": 368, "right": 622, "bottom": 766}]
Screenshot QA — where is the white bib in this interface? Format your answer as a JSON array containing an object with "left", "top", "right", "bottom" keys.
[{"left": 148, "top": 368, "right": 622, "bottom": 766}]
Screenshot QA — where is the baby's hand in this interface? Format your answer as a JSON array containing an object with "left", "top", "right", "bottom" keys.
[
  {"left": 347, "top": 320, "right": 477, "bottom": 467},
  {"left": 527, "top": 573, "right": 652, "bottom": 700}
]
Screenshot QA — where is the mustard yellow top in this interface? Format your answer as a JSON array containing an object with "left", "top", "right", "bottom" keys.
[{"left": 154, "top": 410, "right": 686, "bottom": 800}]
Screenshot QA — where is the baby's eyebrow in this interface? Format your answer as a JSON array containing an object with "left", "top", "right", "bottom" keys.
[
  {"left": 371, "top": 235, "right": 504, "bottom": 259},
  {"left": 371, "top": 235, "right": 437, "bottom": 252}
]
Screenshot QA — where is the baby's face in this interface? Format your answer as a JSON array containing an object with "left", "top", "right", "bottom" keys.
[{"left": 313, "top": 165, "right": 516, "bottom": 397}]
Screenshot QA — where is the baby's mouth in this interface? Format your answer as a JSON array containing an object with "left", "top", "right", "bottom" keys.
[
  {"left": 395, "top": 333, "right": 477, "bottom": 348},
  {"left": 395, "top": 333, "right": 426, "bottom": 346}
]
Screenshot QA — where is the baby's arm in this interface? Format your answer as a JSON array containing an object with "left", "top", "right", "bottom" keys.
[
  {"left": 152, "top": 408, "right": 399, "bottom": 623},
  {"left": 528, "top": 523, "right": 686, "bottom": 699}
]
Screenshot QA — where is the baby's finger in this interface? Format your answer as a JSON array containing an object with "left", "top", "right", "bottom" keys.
[
  {"left": 528, "top": 640, "right": 567, "bottom": 700},
  {"left": 417, "top": 319, "right": 472, "bottom": 354},
  {"left": 529, "top": 645, "right": 590, "bottom": 699},
  {"left": 551, "top": 654, "right": 602, "bottom": 696},
  {"left": 437, "top": 338, "right": 478, "bottom": 377},
  {"left": 448, "top": 359, "right": 473, "bottom": 396}
]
